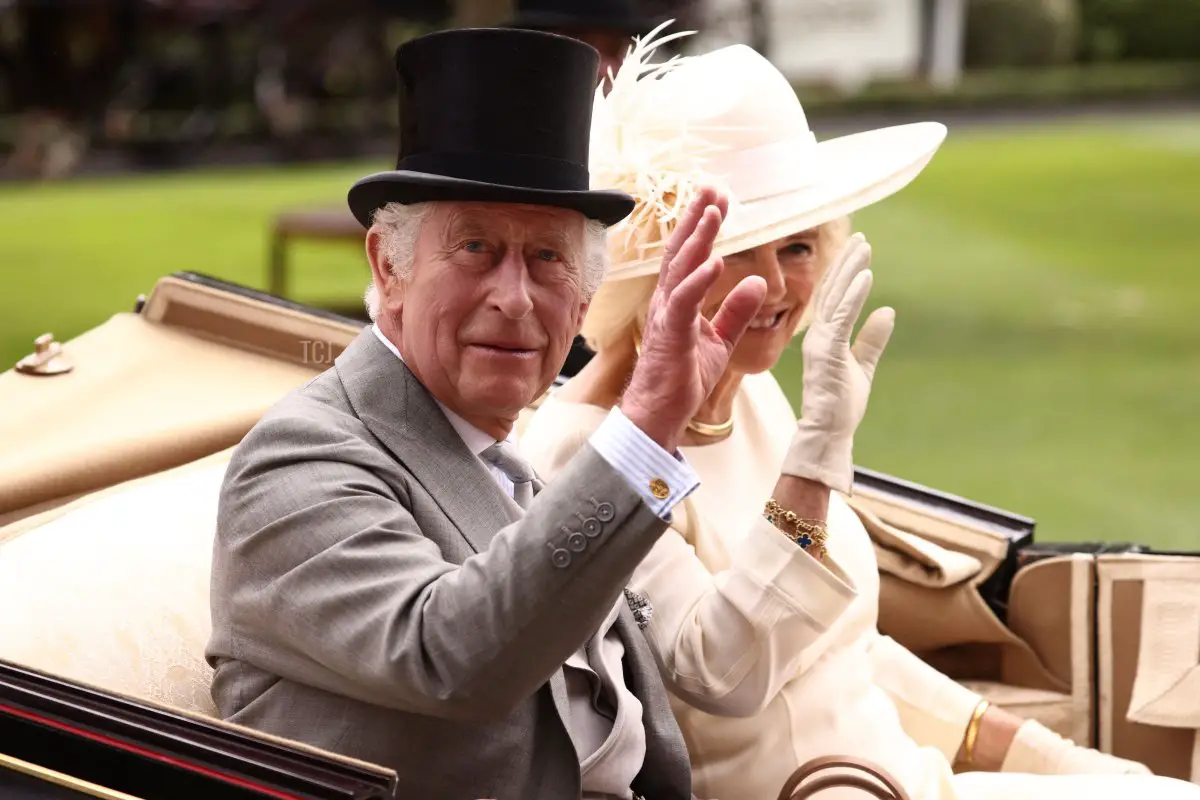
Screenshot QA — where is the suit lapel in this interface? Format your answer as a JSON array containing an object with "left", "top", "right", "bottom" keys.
[
  {"left": 334, "top": 332, "right": 579, "bottom": 745},
  {"left": 613, "top": 606, "right": 655, "bottom": 699},
  {"left": 616, "top": 608, "right": 693, "bottom": 800},
  {"left": 333, "top": 331, "right": 520, "bottom": 554}
]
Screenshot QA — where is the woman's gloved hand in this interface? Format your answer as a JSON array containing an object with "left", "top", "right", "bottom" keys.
[
  {"left": 782, "top": 233, "right": 895, "bottom": 494},
  {"left": 1000, "top": 719, "right": 1153, "bottom": 776}
]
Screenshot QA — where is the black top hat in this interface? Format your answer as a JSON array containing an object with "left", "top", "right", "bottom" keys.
[
  {"left": 347, "top": 28, "right": 634, "bottom": 228},
  {"left": 505, "top": 0, "right": 655, "bottom": 35}
]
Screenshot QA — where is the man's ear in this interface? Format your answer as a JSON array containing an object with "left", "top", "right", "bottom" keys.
[
  {"left": 366, "top": 228, "right": 403, "bottom": 312},
  {"left": 365, "top": 228, "right": 390, "bottom": 288}
]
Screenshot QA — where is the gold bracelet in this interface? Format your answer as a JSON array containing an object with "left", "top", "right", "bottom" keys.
[
  {"left": 764, "top": 499, "right": 829, "bottom": 560},
  {"left": 963, "top": 699, "right": 991, "bottom": 767}
]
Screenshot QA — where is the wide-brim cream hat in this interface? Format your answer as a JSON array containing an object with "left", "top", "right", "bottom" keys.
[{"left": 589, "top": 23, "right": 948, "bottom": 281}]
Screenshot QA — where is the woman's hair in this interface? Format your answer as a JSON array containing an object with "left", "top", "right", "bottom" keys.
[
  {"left": 362, "top": 201, "right": 611, "bottom": 321},
  {"left": 580, "top": 215, "right": 853, "bottom": 351}
]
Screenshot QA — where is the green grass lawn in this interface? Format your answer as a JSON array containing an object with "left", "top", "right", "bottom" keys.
[{"left": 2, "top": 113, "right": 1199, "bottom": 547}]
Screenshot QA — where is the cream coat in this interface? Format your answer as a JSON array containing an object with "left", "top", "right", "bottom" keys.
[{"left": 521, "top": 371, "right": 1200, "bottom": 800}]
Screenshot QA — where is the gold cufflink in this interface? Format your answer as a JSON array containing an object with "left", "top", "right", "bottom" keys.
[{"left": 649, "top": 478, "right": 670, "bottom": 500}]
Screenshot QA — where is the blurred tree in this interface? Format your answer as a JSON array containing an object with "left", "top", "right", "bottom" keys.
[
  {"left": 1079, "top": 0, "right": 1200, "bottom": 61},
  {"left": 746, "top": 0, "right": 769, "bottom": 55},
  {"left": 964, "top": 0, "right": 1082, "bottom": 67}
]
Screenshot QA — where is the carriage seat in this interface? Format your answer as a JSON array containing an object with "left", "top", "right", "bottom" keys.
[{"left": 0, "top": 450, "right": 235, "bottom": 717}]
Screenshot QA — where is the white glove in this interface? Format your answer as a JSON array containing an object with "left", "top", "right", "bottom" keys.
[
  {"left": 782, "top": 233, "right": 895, "bottom": 494},
  {"left": 1000, "top": 719, "right": 1153, "bottom": 776}
]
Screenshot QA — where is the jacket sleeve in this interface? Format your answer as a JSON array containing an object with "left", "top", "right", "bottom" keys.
[
  {"left": 208, "top": 410, "right": 668, "bottom": 723},
  {"left": 864, "top": 632, "right": 983, "bottom": 761},
  {"left": 525, "top": 422, "right": 857, "bottom": 718}
]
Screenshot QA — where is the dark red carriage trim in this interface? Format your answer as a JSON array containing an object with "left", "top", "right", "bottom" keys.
[
  {"left": 0, "top": 659, "right": 396, "bottom": 799},
  {"left": 0, "top": 701, "right": 303, "bottom": 800}
]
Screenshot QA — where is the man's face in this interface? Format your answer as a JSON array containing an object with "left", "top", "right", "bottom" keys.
[{"left": 370, "top": 202, "right": 590, "bottom": 431}]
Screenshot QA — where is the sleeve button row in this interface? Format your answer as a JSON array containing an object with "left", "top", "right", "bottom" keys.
[{"left": 548, "top": 498, "right": 616, "bottom": 567}]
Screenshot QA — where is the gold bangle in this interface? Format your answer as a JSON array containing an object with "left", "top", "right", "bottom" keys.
[
  {"left": 687, "top": 416, "right": 734, "bottom": 437},
  {"left": 963, "top": 699, "right": 990, "bottom": 766},
  {"left": 764, "top": 499, "right": 829, "bottom": 559}
]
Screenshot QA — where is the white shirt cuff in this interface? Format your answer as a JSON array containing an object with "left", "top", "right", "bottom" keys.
[{"left": 588, "top": 408, "right": 700, "bottom": 520}]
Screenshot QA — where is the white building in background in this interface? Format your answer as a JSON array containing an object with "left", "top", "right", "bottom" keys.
[{"left": 686, "top": 0, "right": 966, "bottom": 92}]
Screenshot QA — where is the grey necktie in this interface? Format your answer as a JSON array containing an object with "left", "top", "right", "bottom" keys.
[{"left": 480, "top": 441, "right": 536, "bottom": 509}]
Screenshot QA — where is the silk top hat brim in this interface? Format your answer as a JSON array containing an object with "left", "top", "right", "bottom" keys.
[
  {"left": 348, "top": 171, "right": 635, "bottom": 228},
  {"left": 348, "top": 27, "right": 635, "bottom": 228}
]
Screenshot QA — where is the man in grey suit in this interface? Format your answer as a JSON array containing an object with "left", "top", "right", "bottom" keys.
[{"left": 207, "top": 26, "right": 768, "bottom": 800}]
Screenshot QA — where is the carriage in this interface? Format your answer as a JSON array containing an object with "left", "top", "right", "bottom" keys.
[{"left": 1, "top": 272, "right": 1197, "bottom": 798}]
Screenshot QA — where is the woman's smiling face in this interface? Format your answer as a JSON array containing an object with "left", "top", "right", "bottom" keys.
[{"left": 702, "top": 227, "right": 826, "bottom": 375}]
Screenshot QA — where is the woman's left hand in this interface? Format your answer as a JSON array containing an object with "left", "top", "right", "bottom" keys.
[{"left": 781, "top": 233, "right": 895, "bottom": 494}]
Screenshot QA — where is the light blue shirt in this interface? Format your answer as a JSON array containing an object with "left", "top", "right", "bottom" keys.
[{"left": 371, "top": 324, "right": 698, "bottom": 518}]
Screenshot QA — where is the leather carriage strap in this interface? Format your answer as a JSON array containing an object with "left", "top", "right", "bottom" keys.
[{"left": 777, "top": 756, "right": 912, "bottom": 800}]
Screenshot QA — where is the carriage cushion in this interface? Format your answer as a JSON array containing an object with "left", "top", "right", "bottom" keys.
[
  {"left": 847, "top": 490, "right": 1097, "bottom": 750},
  {"left": 1097, "top": 554, "right": 1200, "bottom": 782},
  {"left": 0, "top": 450, "right": 234, "bottom": 717}
]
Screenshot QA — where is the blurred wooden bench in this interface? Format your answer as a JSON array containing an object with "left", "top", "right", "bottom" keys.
[{"left": 268, "top": 206, "right": 363, "bottom": 298}]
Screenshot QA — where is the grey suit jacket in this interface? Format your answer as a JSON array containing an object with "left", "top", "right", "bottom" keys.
[{"left": 206, "top": 330, "right": 691, "bottom": 800}]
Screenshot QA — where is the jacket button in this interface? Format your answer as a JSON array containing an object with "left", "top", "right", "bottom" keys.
[
  {"left": 548, "top": 545, "right": 571, "bottom": 568},
  {"left": 594, "top": 501, "right": 615, "bottom": 522},
  {"left": 580, "top": 517, "right": 601, "bottom": 537},
  {"left": 566, "top": 532, "right": 587, "bottom": 552}
]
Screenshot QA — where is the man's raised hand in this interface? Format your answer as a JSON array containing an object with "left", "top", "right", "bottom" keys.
[{"left": 619, "top": 187, "right": 768, "bottom": 452}]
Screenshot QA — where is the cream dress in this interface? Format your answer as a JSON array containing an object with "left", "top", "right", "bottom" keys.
[{"left": 521, "top": 371, "right": 1200, "bottom": 800}]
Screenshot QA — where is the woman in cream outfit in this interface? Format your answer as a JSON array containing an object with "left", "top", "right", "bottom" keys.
[{"left": 520, "top": 28, "right": 1200, "bottom": 800}]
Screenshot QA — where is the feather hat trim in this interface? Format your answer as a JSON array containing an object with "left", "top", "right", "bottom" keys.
[{"left": 589, "top": 21, "right": 752, "bottom": 266}]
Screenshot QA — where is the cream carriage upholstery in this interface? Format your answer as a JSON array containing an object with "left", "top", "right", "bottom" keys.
[
  {"left": 0, "top": 449, "right": 235, "bottom": 717},
  {"left": 0, "top": 273, "right": 358, "bottom": 530},
  {"left": 849, "top": 485, "right": 1200, "bottom": 784},
  {"left": 844, "top": 487, "right": 1094, "bottom": 747}
]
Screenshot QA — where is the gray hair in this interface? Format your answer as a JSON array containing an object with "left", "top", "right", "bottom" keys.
[{"left": 363, "top": 201, "right": 610, "bottom": 321}]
